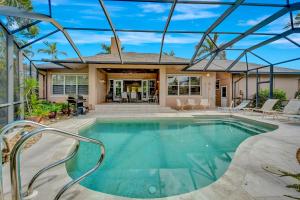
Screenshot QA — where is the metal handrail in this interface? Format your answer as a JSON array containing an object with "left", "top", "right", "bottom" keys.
[
  {"left": 0, "top": 120, "right": 48, "bottom": 200},
  {"left": 26, "top": 142, "right": 80, "bottom": 197},
  {"left": 10, "top": 127, "right": 105, "bottom": 200}
]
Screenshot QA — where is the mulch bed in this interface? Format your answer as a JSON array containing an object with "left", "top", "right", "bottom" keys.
[{"left": 2, "top": 115, "right": 72, "bottom": 164}]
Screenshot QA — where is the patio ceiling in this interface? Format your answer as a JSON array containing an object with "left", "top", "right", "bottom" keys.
[{"left": 0, "top": 0, "right": 300, "bottom": 72}]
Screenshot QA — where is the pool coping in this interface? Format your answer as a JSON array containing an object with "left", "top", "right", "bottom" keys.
[{"left": 3, "top": 112, "right": 300, "bottom": 200}]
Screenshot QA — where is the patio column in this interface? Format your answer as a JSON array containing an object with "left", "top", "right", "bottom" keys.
[
  {"left": 88, "top": 65, "right": 97, "bottom": 109},
  {"left": 159, "top": 67, "right": 166, "bottom": 107}
]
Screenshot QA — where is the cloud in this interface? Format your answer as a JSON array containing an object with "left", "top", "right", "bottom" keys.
[
  {"left": 172, "top": 4, "right": 220, "bottom": 21},
  {"left": 238, "top": 15, "right": 269, "bottom": 26},
  {"left": 139, "top": 3, "right": 169, "bottom": 13},
  {"left": 172, "top": 11, "right": 218, "bottom": 20},
  {"left": 43, "top": 31, "right": 199, "bottom": 46}
]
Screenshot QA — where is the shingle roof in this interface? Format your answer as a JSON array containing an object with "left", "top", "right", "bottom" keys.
[{"left": 36, "top": 52, "right": 300, "bottom": 74}]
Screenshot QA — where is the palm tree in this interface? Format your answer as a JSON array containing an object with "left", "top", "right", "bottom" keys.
[
  {"left": 196, "top": 33, "right": 228, "bottom": 60},
  {"left": 101, "top": 43, "right": 111, "bottom": 54},
  {"left": 285, "top": 12, "right": 300, "bottom": 29},
  {"left": 100, "top": 43, "right": 125, "bottom": 54},
  {"left": 163, "top": 50, "right": 175, "bottom": 56},
  {"left": 38, "top": 41, "right": 67, "bottom": 59}
]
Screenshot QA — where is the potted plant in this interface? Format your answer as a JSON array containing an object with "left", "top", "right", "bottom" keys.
[
  {"left": 26, "top": 103, "right": 49, "bottom": 123},
  {"left": 23, "top": 78, "right": 50, "bottom": 122},
  {"left": 60, "top": 103, "right": 70, "bottom": 115},
  {"left": 47, "top": 103, "right": 62, "bottom": 119}
]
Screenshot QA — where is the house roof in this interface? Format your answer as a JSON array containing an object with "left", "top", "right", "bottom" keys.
[{"left": 36, "top": 52, "right": 300, "bottom": 74}]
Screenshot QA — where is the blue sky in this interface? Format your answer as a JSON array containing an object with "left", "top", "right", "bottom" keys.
[{"left": 2, "top": 0, "right": 300, "bottom": 69}]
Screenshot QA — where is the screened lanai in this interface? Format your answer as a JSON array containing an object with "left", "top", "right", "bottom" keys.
[{"left": 0, "top": 0, "right": 300, "bottom": 124}]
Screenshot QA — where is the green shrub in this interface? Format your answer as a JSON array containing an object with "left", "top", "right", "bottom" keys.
[
  {"left": 253, "top": 88, "right": 287, "bottom": 110},
  {"left": 295, "top": 89, "right": 300, "bottom": 99}
]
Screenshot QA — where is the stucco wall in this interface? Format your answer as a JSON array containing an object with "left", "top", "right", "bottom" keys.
[
  {"left": 39, "top": 68, "right": 89, "bottom": 103},
  {"left": 165, "top": 66, "right": 216, "bottom": 109},
  {"left": 216, "top": 72, "right": 232, "bottom": 107},
  {"left": 41, "top": 64, "right": 218, "bottom": 109},
  {"left": 233, "top": 74, "right": 300, "bottom": 100}
]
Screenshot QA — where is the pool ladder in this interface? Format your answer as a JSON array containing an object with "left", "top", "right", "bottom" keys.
[{"left": 0, "top": 120, "right": 105, "bottom": 200}]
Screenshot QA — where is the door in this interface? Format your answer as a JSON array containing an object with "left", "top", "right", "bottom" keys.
[
  {"left": 142, "top": 80, "right": 148, "bottom": 101},
  {"left": 221, "top": 86, "right": 227, "bottom": 107},
  {"left": 113, "top": 80, "right": 123, "bottom": 101}
]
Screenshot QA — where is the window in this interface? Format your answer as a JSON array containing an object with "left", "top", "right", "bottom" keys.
[
  {"left": 52, "top": 75, "right": 64, "bottom": 95},
  {"left": 65, "top": 75, "right": 77, "bottom": 95},
  {"left": 0, "top": 27, "right": 8, "bottom": 105},
  {"left": 167, "top": 75, "right": 201, "bottom": 96},
  {"left": 216, "top": 79, "right": 220, "bottom": 90},
  {"left": 77, "top": 75, "right": 88, "bottom": 95},
  {"left": 221, "top": 86, "right": 227, "bottom": 98},
  {"left": 52, "top": 74, "right": 88, "bottom": 95},
  {"left": 13, "top": 45, "right": 20, "bottom": 102}
]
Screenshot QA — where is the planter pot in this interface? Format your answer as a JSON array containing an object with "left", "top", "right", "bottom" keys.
[
  {"left": 61, "top": 109, "right": 70, "bottom": 115},
  {"left": 26, "top": 116, "right": 43, "bottom": 123},
  {"left": 48, "top": 111, "right": 57, "bottom": 119}
]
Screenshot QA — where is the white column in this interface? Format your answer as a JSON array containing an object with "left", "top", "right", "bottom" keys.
[
  {"left": 159, "top": 67, "right": 166, "bottom": 107},
  {"left": 88, "top": 65, "right": 97, "bottom": 109}
]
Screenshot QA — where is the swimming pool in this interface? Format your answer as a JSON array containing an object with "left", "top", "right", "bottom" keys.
[{"left": 66, "top": 117, "right": 276, "bottom": 198}]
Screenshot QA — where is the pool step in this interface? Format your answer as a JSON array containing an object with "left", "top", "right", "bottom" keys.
[
  {"left": 195, "top": 119, "right": 268, "bottom": 134},
  {"left": 95, "top": 104, "right": 177, "bottom": 114}
]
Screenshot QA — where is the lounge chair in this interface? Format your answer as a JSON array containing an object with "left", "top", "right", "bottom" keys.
[
  {"left": 218, "top": 101, "right": 234, "bottom": 112},
  {"left": 200, "top": 99, "right": 210, "bottom": 109},
  {"left": 232, "top": 100, "right": 251, "bottom": 112},
  {"left": 176, "top": 99, "right": 187, "bottom": 110},
  {"left": 280, "top": 99, "right": 300, "bottom": 121},
  {"left": 187, "top": 99, "right": 198, "bottom": 110},
  {"left": 246, "top": 99, "right": 279, "bottom": 118}
]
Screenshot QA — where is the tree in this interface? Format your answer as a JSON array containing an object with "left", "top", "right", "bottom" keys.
[
  {"left": 101, "top": 43, "right": 111, "bottom": 54},
  {"left": 196, "top": 33, "right": 229, "bottom": 60},
  {"left": 285, "top": 12, "right": 300, "bottom": 29},
  {"left": 163, "top": 50, "right": 175, "bottom": 56},
  {"left": 100, "top": 43, "right": 125, "bottom": 54},
  {"left": 38, "top": 41, "right": 67, "bottom": 59}
]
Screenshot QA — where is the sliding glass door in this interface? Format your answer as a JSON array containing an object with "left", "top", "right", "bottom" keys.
[{"left": 113, "top": 80, "right": 123, "bottom": 101}]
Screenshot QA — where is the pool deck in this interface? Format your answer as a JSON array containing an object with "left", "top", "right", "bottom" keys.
[{"left": 2, "top": 110, "right": 300, "bottom": 200}]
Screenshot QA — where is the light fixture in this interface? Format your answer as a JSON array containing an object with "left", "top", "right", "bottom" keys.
[{"left": 206, "top": 73, "right": 210, "bottom": 77}]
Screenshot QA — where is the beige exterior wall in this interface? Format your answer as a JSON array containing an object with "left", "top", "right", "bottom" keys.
[
  {"left": 40, "top": 63, "right": 299, "bottom": 109},
  {"left": 233, "top": 74, "right": 300, "bottom": 100},
  {"left": 165, "top": 66, "right": 216, "bottom": 108},
  {"left": 215, "top": 72, "right": 232, "bottom": 107},
  {"left": 39, "top": 68, "right": 89, "bottom": 103}
]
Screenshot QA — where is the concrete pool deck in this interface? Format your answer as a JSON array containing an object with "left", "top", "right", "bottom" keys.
[{"left": 2, "top": 111, "right": 300, "bottom": 200}]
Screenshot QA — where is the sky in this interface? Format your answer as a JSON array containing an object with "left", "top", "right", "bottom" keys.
[{"left": 2, "top": 0, "right": 300, "bottom": 69}]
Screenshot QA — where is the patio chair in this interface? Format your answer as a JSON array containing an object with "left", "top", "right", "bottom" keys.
[
  {"left": 200, "top": 99, "right": 210, "bottom": 109},
  {"left": 187, "top": 99, "right": 198, "bottom": 110},
  {"left": 220, "top": 100, "right": 251, "bottom": 112},
  {"left": 246, "top": 99, "right": 279, "bottom": 118},
  {"left": 218, "top": 101, "right": 234, "bottom": 112},
  {"left": 176, "top": 99, "right": 187, "bottom": 110},
  {"left": 130, "top": 92, "right": 137, "bottom": 103},
  {"left": 280, "top": 99, "right": 300, "bottom": 121},
  {"left": 121, "top": 92, "right": 128, "bottom": 103}
]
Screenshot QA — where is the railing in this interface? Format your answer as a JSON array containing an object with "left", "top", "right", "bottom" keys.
[{"left": 0, "top": 120, "right": 105, "bottom": 200}]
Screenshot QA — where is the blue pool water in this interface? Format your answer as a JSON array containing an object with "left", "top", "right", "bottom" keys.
[{"left": 66, "top": 117, "right": 275, "bottom": 198}]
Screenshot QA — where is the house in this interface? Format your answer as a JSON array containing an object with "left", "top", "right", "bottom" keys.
[{"left": 37, "top": 38, "right": 300, "bottom": 109}]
